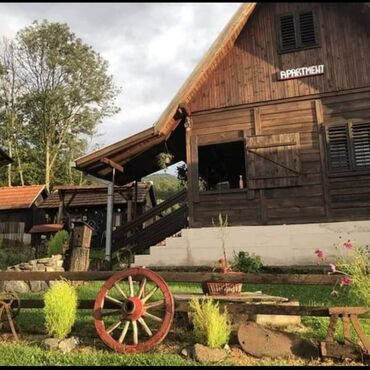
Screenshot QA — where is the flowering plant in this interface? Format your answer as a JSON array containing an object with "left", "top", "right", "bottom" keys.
[{"left": 315, "top": 238, "right": 370, "bottom": 307}]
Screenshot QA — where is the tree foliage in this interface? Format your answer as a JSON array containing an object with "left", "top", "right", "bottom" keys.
[{"left": 0, "top": 21, "right": 120, "bottom": 189}]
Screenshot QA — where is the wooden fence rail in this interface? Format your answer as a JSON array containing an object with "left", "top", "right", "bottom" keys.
[
  {"left": 7, "top": 299, "right": 370, "bottom": 319},
  {"left": 0, "top": 271, "right": 341, "bottom": 285}
]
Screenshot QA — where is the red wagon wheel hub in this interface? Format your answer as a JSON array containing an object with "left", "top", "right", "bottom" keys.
[
  {"left": 122, "top": 297, "right": 144, "bottom": 321},
  {"left": 93, "top": 267, "right": 174, "bottom": 354}
]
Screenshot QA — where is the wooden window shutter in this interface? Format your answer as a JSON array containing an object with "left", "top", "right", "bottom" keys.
[
  {"left": 246, "top": 133, "right": 301, "bottom": 189},
  {"left": 352, "top": 122, "right": 370, "bottom": 168},
  {"left": 298, "top": 11, "right": 317, "bottom": 47},
  {"left": 279, "top": 14, "right": 297, "bottom": 51},
  {"left": 325, "top": 124, "right": 351, "bottom": 172}
]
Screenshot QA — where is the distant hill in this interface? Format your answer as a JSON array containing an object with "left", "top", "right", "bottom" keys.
[{"left": 143, "top": 173, "right": 183, "bottom": 202}]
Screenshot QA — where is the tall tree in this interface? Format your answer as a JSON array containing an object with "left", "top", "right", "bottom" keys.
[
  {"left": 0, "top": 38, "right": 25, "bottom": 186},
  {"left": 14, "top": 20, "right": 120, "bottom": 190}
]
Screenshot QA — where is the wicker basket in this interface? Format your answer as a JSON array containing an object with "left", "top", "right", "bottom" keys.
[{"left": 201, "top": 281, "right": 243, "bottom": 296}]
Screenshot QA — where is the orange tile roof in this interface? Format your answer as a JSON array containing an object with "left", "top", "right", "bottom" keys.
[{"left": 0, "top": 185, "right": 47, "bottom": 210}]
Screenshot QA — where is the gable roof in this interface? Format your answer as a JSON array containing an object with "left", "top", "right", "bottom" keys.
[
  {"left": 74, "top": 3, "right": 257, "bottom": 180},
  {"left": 40, "top": 182, "right": 154, "bottom": 209},
  {"left": 0, "top": 185, "right": 47, "bottom": 210},
  {"left": 0, "top": 147, "right": 13, "bottom": 168}
]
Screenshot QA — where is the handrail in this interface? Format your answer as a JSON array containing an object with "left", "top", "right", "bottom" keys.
[
  {"left": 112, "top": 204, "right": 188, "bottom": 253},
  {"left": 112, "top": 188, "right": 187, "bottom": 241}
]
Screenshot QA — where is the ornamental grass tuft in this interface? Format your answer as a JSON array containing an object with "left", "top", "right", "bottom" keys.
[
  {"left": 43, "top": 280, "right": 78, "bottom": 340},
  {"left": 189, "top": 297, "right": 231, "bottom": 349}
]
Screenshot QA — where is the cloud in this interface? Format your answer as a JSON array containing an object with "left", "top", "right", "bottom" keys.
[{"left": 0, "top": 2, "right": 242, "bottom": 150}]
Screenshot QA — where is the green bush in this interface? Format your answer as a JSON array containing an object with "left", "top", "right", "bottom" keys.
[
  {"left": 47, "top": 230, "right": 69, "bottom": 256},
  {"left": 189, "top": 297, "right": 231, "bottom": 348},
  {"left": 0, "top": 242, "right": 35, "bottom": 270},
  {"left": 231, "top": 251, "right": 263, "bottom": 273},
  {"left": 43, "top": 280, "right": 78, "bottom": 340}
]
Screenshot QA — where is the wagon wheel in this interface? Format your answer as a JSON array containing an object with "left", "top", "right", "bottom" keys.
[
  {"left": 0, "top": 291, "right": 21, "bottom": 321},
  {"left": 93, "top": 267, "right": 174, "bottom": 353}
]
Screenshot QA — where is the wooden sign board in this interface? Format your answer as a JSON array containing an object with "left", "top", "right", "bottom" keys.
[{"left": 278, "top": 64, "right": 324, "bottom": 81}]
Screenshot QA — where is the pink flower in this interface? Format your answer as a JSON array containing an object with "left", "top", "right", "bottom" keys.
[
  {"left": 343, "top": 240, "right": 353, "bottom": 249},
  {"left": 340, "top": 276, "right": 352, "bottom": 286},
  {"left": 315, "top": 249, "right": 324, "bottom": 258},
  {"left": 329, "top": 264, "right": 336, "bottom": 273}
]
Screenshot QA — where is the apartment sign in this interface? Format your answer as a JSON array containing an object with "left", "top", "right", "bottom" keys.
[{"left": 278, "top": 64, "right": 325, "bottom": 81}]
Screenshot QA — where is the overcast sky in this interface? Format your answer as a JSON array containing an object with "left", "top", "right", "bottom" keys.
[{"left": 0, "top": 2, "right": 241, "bottom": 151}]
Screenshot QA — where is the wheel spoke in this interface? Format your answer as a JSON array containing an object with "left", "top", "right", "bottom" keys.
[
  {"left": 118, "top": 321, "right": 130, "bottom": 344},
  {"left": 114, "top": 283, "right": 127, "bottom": 299},
  {"left": 142, "top": 286, "right": 158, "bottom": 303},
  {"left": 144, "top": 299, "right": 164, "bottom": 310},
  {"left": 143, "top": 311, "right": 163, "bottom": 322},
  {"left": 138, "top": 317, "right": 153, "bottom": 337},
  {"left": 106, "top": 320, "right": 122, "bottom": 334},
  {"left": 138, "top": 278, "right": 147, "bottom": 299},
  {"left": 105, "top": 295, "right": 123, "bottom": 306},
  {"left": 132, "top": 320, "right": 138, "bottom": 345},
  {"left": 128, "top": 276, "right": 134, "bottom": 297},
  {"left": 101, "top": 310, "right": 122, "bottom": 317}
]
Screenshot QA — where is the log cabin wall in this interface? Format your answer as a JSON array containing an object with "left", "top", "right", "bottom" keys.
[{"left": 185, "top": 3, "right": 370, "bottom": 227}]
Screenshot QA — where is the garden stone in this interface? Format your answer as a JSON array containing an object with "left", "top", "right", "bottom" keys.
[
  {"left": 58, "top": 337, "right": 79, "bottom": 353},
  {"left": 36, "top": 264, "right": 46, "bottom": 271},
  {"left": 3, "top": 280, "right": 30, "bottom": 293},
  {"left": 238, "top": 322, "right": 319, "bottom": 359},
  {"left": 180, "top": 345, "right": 194, "bottom": 358},
  {"left": 29, "top": 280, "right": 49, "bottom": 292},
  {"left": 43, "top": 338, "right": 59, "bottom": 350},
  {"left": 193, "top": 343, "right": 228, "bottom": 364}
]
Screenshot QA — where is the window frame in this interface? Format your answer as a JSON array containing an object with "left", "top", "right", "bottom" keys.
[
  {"left": 277, "top": 9, "right": 321, "bottom": 54},
  {"left": 325, "top": 121, "right": 370, "bottom": 177}
]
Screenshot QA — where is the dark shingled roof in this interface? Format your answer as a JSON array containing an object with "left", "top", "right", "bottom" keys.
[{"left": 40, "top": 182, "right": 154, "bottom": 209}]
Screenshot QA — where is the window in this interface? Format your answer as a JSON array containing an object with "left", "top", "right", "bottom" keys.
[
  {"left": 278, "top": 10, "right": 319, "bottom": 53},
  {"left": 198, "top": 141, "right": 246, "bottom": 192},
  {"left": 326, "top": 122, "right": 370, "bottom": 174}
]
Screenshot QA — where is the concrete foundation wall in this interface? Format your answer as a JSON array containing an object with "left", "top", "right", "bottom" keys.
[{"left": 134, "top": 220, "right": 370, "bottom": 267}]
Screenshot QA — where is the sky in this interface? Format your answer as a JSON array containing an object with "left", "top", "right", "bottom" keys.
[{"left": 0, "top": 2, "right": 242, "bottom": 153}]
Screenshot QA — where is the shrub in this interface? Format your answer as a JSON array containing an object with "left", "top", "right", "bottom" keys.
[
  {"left": 47, "top": 230, "right": 69, "bottom": 256},
  {"left": 189, "top": 297, "right": 231, "bottom": 348},
  {"left": 43, "top": 280, "right": 78, "bottom": 340},
  {"left": 231, "top": 251, "right": 263, "bottom": 273}
]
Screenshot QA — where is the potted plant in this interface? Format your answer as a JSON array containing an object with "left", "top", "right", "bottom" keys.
[
  {"left": 201, "top": 214, "right": 244, "bottom": 296},
  {"left": 156, "top": 152, "right": 174, "bottom": 169}
]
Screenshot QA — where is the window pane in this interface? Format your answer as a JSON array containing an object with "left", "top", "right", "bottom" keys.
[
  {"left": 279, "top": 14, "right": 296, "bottom": 51},
  {"left": 327, "top": 125, "right": 351, "bottom": 171},
  {"left": 352, "top": 122, "right": 370, "bottom": 167}
]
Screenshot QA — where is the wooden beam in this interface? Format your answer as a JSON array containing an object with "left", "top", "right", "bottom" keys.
[
  {"left": 0, "top": 271, "right": 342, "bottom": 285},
  {"left": 100, "top": 158, "right": 124, "bottom": 173}
]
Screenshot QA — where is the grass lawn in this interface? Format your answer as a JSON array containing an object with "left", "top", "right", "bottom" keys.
[{"left": 1, "top": 281, "right": 369, "bottom": 366}]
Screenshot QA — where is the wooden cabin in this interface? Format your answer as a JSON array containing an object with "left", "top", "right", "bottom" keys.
[
  {"left": 39, "top": 183, "right": 156, "bottom": 249},
  {"left": 0, "top": 185, "right": 48, "bottom": 247},
  {"left": 74, "top": 3, "right": 370, "bottom": 265}
]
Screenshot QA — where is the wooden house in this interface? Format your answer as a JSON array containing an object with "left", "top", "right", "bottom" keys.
[
  {"left": 39, "top": 183, "right": 156, "bottom": 249},
  {"left": 74, "top": 3, "right": 370, "bottom": 266},
  {"left": 0, "top": 185, "right": 48, "bottom": 247}
]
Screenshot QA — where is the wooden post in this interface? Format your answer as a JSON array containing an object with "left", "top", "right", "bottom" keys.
[{"left": 69, "top": 222, "right": 93, "bottom": 274}]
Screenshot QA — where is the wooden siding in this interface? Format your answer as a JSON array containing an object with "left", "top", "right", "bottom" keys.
[
  {"left": 191, "top": 98, "right": 329, "bottom": 226},
  {"left": 322, "top": 90, "right": 370, "bottom": 220},
  {"left": 189, "top": 3, "right": 370, "bottom": 113}
]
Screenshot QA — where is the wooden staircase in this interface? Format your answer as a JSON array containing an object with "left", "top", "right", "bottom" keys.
[{"left": 111, "top": 188, "right": 188, "bottom": 260}]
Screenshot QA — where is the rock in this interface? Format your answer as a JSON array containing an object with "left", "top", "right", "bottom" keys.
[
  {"left": 29, "top": 280, "right": 49, "bottom": 292},
  {"left": 193, "top": 343, "right": 228, "bottom": 364},
  {"left": 181, "top": 348, "right": 189, "bottom": 357},
  {"left": 3, "top": 280, "right": 30, "bottom": 293},
  {"left": 36, "top": 264, "right": 46, "bottom": 271},
  {"left": 58, "top": 337, "right": 79, "bottom": 353},
  {"left": 43, "top": 338, "right": 60, "bottom": 350},
  {"left": 238, "top": 322, "right": 319, "bottom": 359},
  {"left": 48, "top": 280, "right": 59, "bottom": 288},
  {"left": 223, "top": 344, "right": 231, "bottom": 352},
  {"left": 180, "top": 345, "right": 194, "bottom": 358}
]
